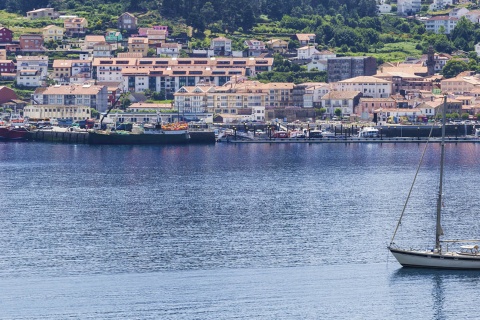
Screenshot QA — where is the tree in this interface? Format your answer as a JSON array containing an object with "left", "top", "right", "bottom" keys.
[
  {"left": 461, "top": 113, "right": 470, "bottom": 120},
  {"left": 334, "top": 108, "right": 342, "bottom": 117},
  {"left": 442, "top": 60, "right": 468, "bottom": 78}
]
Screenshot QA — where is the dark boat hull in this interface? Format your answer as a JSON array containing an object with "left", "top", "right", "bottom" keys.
[
  {"left": 0, "top": 127, "right": 29, "bottom": 141},
  {"left": 88, "top": 131, "right": 190, "bottom": 145}
]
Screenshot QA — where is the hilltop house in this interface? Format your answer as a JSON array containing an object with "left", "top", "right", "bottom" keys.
[
  {"left": 266, "top": 39, "right": 289, "bottom": 54},
  {"left": 118, "top": 12, "right": 137, "bottom": 32},
  {"left": 0, "top": 27, "right": 13, "bottom": 43},
  {"left": 210, "top": 37, "right": 232, "bottom": 56},
  {"left": 42, "top": 25, "right": 64, "bottom": 42},
  {"left": 27, "top": 8, "right": 59, "bottom": 19},
  {"left": 295, "top": 34, "right": 316, "bottom": 46},
  {"left": 244, "top": 39, "right": 266, "bottom": 57},
  {"left": 64, "top": 17, "right": 88, "bottom": 36}
]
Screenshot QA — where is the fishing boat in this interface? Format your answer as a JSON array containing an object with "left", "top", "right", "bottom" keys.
[
  {"left": 88, "top": 123, "right": 190, "bottom": 145},
  {"left": 0, "top": 125, "right": 30, "bottom": 141},
  {"left": 388, "top": 96, "right": 480, "bottom": 269}
]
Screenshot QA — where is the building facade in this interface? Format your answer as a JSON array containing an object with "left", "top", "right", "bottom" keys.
[
  {"left": 327, "top": 57, "right": 377, "bottom": 83},
  {"left": 42, "top": 25, "right": 64, "bottom": 42},
  {"left": 19, "top": 34, "right": 44, "bottom": 51},
  {"left": 118, "top": 12, "right": 137, "bottom": 31},
  {"left": 38, "top": 84, "right": 108, "bottom": 112},
  {"left": 0, "top": 27, "right": 13, "bottom": 43}
]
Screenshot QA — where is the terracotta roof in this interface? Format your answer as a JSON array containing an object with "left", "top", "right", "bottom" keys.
[
  {"left": 321, "top": 90, "right": 361, "bottom": 100},
  {"left": 85, "top": 35, "right": 106, "bottom": 42},
  {"left": 338, "top": 76, "right": 391, "bottom": 84},
  {"left": 53, "top": 60, "right": 73, "bottom": 68},
  {"left": 296, "top": 34, "right": 315, "bottom": 41},
  {"left": 42, "top": 84, "right": 106, "bottom": 95}
]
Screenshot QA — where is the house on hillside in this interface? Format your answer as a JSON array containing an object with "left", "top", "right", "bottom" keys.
[
  {"left": 156, "top": 43, "right": 182, "bottom": 58},
  {"left": 27, "top": 8, "right": 59, "bottom": 19},
  {"left": 266, "top": 39, "right": 289, "bottom": 54},
  {"left": 118, "top": 12, "right": 138, "bottom": 32},
  {"left": 0, "top": 86, "right": 18, "bottom": 104},
  {"left": 0, "top": 60, "right": 16, "bottom": 74},
  {"left": 84, "top": 35, "right": 106, "bottom": 49},
  {"left": 210, "top": 37, "right": 232, "bottom": 56},
  {"left": 244, "top": 39, "right": 266, "bottom": 57},
  {"left": 295, "top": 34, "right": 316, "bottom": 46},
  {"left": 42, "top": 25, "right": 64, "bottom": 42},
  {"left": 105, "top": 31, "right": 123, "bottom": 43},
  {"left": 19, "top": 34, "right": 44, "bottom": 52},
  {"left": 64, "top": 17, "right": 88, "bottom": 36},
  {"left": 0, "top": 27, "right": 13, "bottom": 43}
]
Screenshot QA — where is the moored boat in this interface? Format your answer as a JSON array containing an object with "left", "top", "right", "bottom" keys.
[
  {"left": 0, "top": 125, "right": 30, "bottom": 141},
  {"left": 88, "top": 123, "right": 190, "bottom": 145},
  {"left": 358, "top": 127, "right": 379, "bottom": 138}
]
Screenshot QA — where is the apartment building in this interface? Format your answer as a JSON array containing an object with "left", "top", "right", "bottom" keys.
[
  {"left": 92, "top": 57, "right": 274, "bottom": 97},
  {"left": 52, "top": 59, "right": 92, "bottom": 83},
  {"left": 327, "top": 57, "right": 377, "bottom": 83},
  {"left": 441, "top": 74, "right": 480, "bottom": 94},
  {"left": 423, "top": 16, "right": 458, "bottom": 34},
  {"left": 128, "top": 37, "right": 149, "bottom": 57},
  {"left": 320, "top": 91, "right": 362, "bottom": 117},
  {"left": 37, "top": 84, "right": 108, "bottom": 112},
  {"left": 16, "top": 55, "right": 49, "bottom": 78},
  {"left": 19, "top": 34, "right": 44, "bottom": 51},
  {"left": 335, "top": 76, "right": 392, "bottom": 98},
  {"left": 374, "top": 72, "right": 434, "bottom": 94},
  {"left": 358, "top": 97, "right": 397, "bottom": 120},
  {"left": 16, "top": 70, "right": 42, "bottom": 87}
]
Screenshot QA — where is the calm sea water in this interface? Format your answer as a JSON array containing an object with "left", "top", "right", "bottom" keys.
[{"left": 0, "top": 141, "right": 480, "bottom": 319}]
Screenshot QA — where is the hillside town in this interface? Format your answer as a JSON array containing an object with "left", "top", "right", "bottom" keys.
[{"left": 1, "top": 4, "right": 480, "bottom": 127}]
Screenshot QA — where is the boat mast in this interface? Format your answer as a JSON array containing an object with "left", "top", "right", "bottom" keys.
[{"left": 435, "top": 95, "right": 447, "bottom": 251}]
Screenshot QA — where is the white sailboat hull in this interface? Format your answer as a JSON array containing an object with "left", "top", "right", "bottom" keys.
[{"left": 389, "top": 247, "right": 480, "bottom": 269}]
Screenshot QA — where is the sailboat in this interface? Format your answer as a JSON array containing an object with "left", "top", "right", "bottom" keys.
[{"left": 388, "top": 95, "right": 480, "bottom": 269}]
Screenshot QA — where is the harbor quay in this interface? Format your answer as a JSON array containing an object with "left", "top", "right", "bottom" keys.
[{"left": 23, "top": 125, "right": 480, "bottom": 145}]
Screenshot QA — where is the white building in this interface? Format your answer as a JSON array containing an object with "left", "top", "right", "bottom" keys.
[
  {"left": 307, "top": 60, "right": 327, "bottom": 71},
  {"left": 448, "top": 7, "right": 469, "bottom": 18},
  {"left": 335, "top": 76, "right": 392, "bottom": 98},
  {"left": 429, "top": 0, "right": 454, "bottom": 11},
  {"left": 37, "top": 84, "right": 109, "bottom": 112},
  {"left": 16, "top": 70, "right": 43, "bottom": 87},
  {"left": 156, "top": 43, "right": 182, "bottom": 58},
  {"left": 377, "top": 3, "right": 392, "bottom": 14},
  {"left": 24, "top": 104, "right": 91, "bottom": 121},
  {"left": 320, "top": 90, "right": 362, "bottom": 117},
  {"left": 424, "top": 16, "right": 458, "bottom": 34},
  {"left": 397, "top": 0, "right": 421, "bottom": 15},
  {"left": 297, "top": 46, "right": 320, "bottom": 60},
  {"left": 303, "top": 83, "right": 331, "bottom": 108},
  {"left": 16, "top": 55, "right": 49, "bottom": 79}
]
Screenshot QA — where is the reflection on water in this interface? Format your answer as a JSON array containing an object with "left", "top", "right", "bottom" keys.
[{"left": 0, "top": 142, "right": 479, "bottom": 319}]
